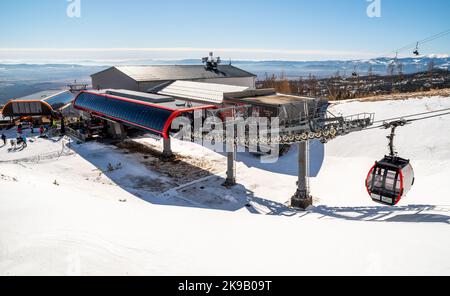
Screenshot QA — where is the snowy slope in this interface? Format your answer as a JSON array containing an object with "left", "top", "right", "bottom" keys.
[
  {"left": 318, "top": 96, "right": 450, "bottom": 206},
  {"left": 0, "top": 96, "right": 449, "bottom": 276}
]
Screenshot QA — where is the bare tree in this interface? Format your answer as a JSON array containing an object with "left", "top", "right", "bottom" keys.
[
  {"left": 428, "top": 59, "right": 436, "bottom": 73},
  {"left": 397, "top": 62, "right": 404, "bottom": 76},
  {"left": 278, "top": 72, "right": 292, "bottom": 94},
  {"left": 387, "top": 62, "right": 395, "bottom": 76}
]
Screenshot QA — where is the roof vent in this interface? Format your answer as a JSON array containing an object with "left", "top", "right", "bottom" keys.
[
  {"left": 202, "top": 52, "right": 221, "bottom": 71},
  {"left": 68, "top": 80, "right": 88, "bottom": 93}
]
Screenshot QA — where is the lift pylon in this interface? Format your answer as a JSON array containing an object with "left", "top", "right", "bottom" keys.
[{"left": 291, "top": 140, "right": 312, "bottom": 209}]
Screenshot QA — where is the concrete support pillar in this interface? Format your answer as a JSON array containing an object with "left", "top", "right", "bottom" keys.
[
  {"left": 223, "top": 108, "right": 237, "bottom": 187},
  {"left": 291, "top": 141, "right": 313, "bottom": 209},
  {"left": 223, "top": 144, "right": 237, "bottom": 187},
  {"left": 162, "top": 137, "right": 174, "bottom": 161},
  {"left": 107, "top": 121, "right": 126, "bottom": 139}
]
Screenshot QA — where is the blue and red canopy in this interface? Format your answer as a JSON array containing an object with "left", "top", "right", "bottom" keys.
[{"left": 73, "top": 91, "right": 216, "bottom": 139}]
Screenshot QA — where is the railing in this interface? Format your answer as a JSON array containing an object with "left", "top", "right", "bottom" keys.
[
  {"left": 0, "top": 137, "right": 73, "bottom": 164},
  {"left": 340, "top": 113, "right": 375, "bottom": 133},
  {"left": 65, "top": 127, "right": 87, "bottom": 142}
]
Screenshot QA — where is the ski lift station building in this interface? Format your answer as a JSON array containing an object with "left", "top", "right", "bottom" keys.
[
  {"left": 1, "top": 90, "right": 76, "bottom": 118},
  {"left": 90, "top": 65, "right": 257, "bottom": 92}
]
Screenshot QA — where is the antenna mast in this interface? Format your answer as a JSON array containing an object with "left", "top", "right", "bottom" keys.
[{"left": 202, "top": 52, "right": 222, "bottom": 71}]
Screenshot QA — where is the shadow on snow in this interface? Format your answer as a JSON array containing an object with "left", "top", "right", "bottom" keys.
[
  {"left": 311, "top": 204, "right": 450, "bottom": 224},
  {"left": 69, "top": 140, "right": 449, "bottom": 223}
]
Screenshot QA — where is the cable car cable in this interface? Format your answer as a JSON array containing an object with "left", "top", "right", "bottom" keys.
[
  {"left": 372, "top": 107, "right": 450, "bottom": 125},
  {"left": 406, "top": 111, "right": 450, "bottom": 123},
  {"left": 379, "top": 28, "right": 450, "bottom": 58},
  {"left": 363, "top": 110, "right": 450, "bottom": 131}
]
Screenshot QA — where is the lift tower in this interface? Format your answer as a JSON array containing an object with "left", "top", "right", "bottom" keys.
[{"left": 291, "top": 100, "right": 312, "bottom": 208}]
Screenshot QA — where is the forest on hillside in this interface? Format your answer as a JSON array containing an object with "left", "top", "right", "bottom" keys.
[{"left": 257, "top": 68, "right": 450, "bottom": 100}]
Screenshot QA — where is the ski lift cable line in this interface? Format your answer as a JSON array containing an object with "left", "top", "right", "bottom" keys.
[
  {"left": 399, "top": 30, "right": 450, "bottom": 50},
  {"left": 406, "top": 111, "right": 450, "bottom": 123},
  {"left": 418, "top": 29, "right": 450, "bottom": 44},
  {"left": 378, "top": 28, "right": 450, "bottom": 58},
  {"left": 392, "top": 29, "right": 450, "bottom": 54},
  {"left": 363, "top": 111, "right": 450, "bottom": 131},
  {"left": 371, "top": 107, "right": 450, "bottom": 124}
]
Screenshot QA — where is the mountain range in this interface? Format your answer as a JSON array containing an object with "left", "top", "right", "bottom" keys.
[{"left": 1, "top": 56, "right": 449, "bottom": 104}]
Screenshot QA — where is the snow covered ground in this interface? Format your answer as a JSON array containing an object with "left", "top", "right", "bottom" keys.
[{"left": 0, "top": 96, "right": 449, "bottom": 276}]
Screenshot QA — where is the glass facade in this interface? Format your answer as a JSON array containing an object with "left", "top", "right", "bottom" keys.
[{"left": 74, "top": 92, "right": 174, "bottom": 134}]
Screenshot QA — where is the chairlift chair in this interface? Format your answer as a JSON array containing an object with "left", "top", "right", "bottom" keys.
[
  {"left": 352, "top": 66, "right": 358, "bottom": 77},
  {"left": 413, "top": 42, "right": 420, "bottom": 56}
]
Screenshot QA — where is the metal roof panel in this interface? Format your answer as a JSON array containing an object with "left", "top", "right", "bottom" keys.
[
  {"left": 158, "top": 81, "right": 249, "bottom": 104},
  {"left": 14, "top": 90, "right": 63, "bottom": 102},
  {"left": 113, "top": 65, "right": 256, "bottom": 82}
]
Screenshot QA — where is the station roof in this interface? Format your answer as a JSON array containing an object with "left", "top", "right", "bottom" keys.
[
  {"left": 92, "top": 65, "right": 257, "bottom": 82},
  {"left": 14, "top": 90, "right": 63, "bottom": 102},
  {"left": 158, "top": 80, "right": 250, "bottom": 104},
  {"left": 227, "top": 94, "right": 318, "bottom": 107},
  {"left": 73, "top": 90, "right": 216, "bottom": 138},
  {"left": 1, "top": 90, "right": 76, "bottom": 117},
  {"left": 105, "top": 89, "right": 175, "bottom": 104}
]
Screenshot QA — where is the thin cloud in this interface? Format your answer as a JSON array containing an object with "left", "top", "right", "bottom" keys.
[
  {"left": 0, "top": 47, "right": 376, "bottom": 61},
  {"left": 0, "top": 47, "right": 368, "bottom": 55}
]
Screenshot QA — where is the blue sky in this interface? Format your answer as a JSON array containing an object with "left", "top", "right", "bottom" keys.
[{"left": 0, "top": 0, "right": 449, "bottom": 61}]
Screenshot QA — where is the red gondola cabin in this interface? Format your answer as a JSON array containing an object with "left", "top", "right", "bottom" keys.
[{"left": 366, "top": 156, "right": 415, "bottom": 206}]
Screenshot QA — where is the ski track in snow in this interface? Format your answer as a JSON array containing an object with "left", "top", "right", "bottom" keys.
[{"left": 0, "top": 96, "right": 449, "bottom": 275}]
